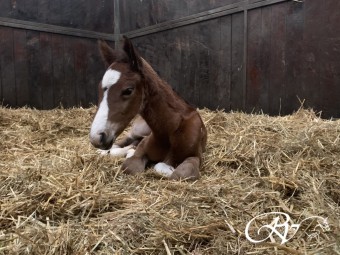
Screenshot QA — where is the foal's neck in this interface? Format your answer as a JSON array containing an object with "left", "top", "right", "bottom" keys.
[{"left": 139, "top": 60, "right": 191, "bottom": 135}]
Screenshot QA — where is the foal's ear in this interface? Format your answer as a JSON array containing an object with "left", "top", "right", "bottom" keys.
[
  {"left": 122, "top": 36, "right": 143, "bottom": 73},
  {"left": 98, "top": 40, "right": 124, "bottom": 66}
]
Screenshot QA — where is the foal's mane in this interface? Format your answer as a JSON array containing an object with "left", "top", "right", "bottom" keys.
[{"left": 140, "top": 58, "right": 194, "bottom": 112}]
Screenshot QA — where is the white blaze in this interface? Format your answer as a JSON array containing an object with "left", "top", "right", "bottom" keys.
[
  {"left": 102, "top": 69, "right": 121, "bottom": 89},
  {"left": 90, "top": 69, "right": 121, "bottom": 140},
  {"left": 90, "top": 90, "right": 109, "bottom": 138}
]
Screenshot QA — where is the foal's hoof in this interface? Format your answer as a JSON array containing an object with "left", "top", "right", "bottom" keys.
[
  {"left": 121, "top": 157, "right": 145, "bottom": 175},
  {"left": 170, "top": 158, "right": 200, "bottom": 181}
]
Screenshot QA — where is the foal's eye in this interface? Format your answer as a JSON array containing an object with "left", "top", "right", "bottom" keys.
[
  {"left": 103, "top": 87, "right": 108, "bottom": 92},
  {"left": 121, "top": 88, "right": 134, "bottom": 97}
]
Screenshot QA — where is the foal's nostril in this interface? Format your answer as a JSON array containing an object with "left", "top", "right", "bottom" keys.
[{"left": 99, "top": 132, "right": 106, "bottom": 144}]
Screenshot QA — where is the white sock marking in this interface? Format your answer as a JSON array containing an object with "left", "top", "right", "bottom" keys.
[
  {"left": 126, "top": 148, "right": 135, "bottom": 158},
  {"left": 154, "top": 162, "right": 174, "bottom": 177}
]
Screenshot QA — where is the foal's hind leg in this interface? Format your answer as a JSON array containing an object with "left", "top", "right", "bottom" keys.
[
  {"left": 169, "top": 157, "right": 201, "bottom": 181},
  {"left": 121, "top": 155, "right": 148, "bottom": 175}
]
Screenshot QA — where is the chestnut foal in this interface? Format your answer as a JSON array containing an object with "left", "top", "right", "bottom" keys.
[{"left": 90, "top": 37, "right": 207, "bottom": 180}]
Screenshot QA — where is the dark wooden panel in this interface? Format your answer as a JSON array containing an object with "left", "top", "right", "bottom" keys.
[
  {"left": 120, "top": 0, "right": 240, "bottom": 33},
  {"left": 85, "top": 40, "right": 109, "bottom": 106},
  {"left": 13, "top": 29, "right": 30, "bottom": 107},
  {"left": 246, "top": 8, "right": 263, "bottom": 112},
  {"left": 291, "top": 1, "right": 320, "bottom": 114},
  {"left": 26, "top": 30, "right": 42, "bottom": 108},
  {"left": 50, "top": 34, "right": 65, "bottom": 108},
  {"left": 0, "top": 0, "right": 339, "bottom": 118},
  {"left": 230, "top": 12, "right": 245, "bottom": 111},
  {"left": 74, "top": 38, "right": 87, "bottom": 107},
  {"left": 22, "top": 0, "right": 39, "bottom": 21},
  {"left": 268, "top": 2, "right": 288, "bottom": 115},
  {"left": 0, "top": 0, "right": 114, "bottom": 33},
  {"left": 303, "top": 0, "right": 340, "bottom": 118},
  {"left": 0, "top": 0, "right": 12, "bottom": 18},
  {"left": 0, "top": 27, "right": 16, "bottom": 106},
  {"left": 63, "top": 36, "right": 77, "bottom": 108},
  {"left": 39, "top": 33, "right": 54, "bottom": 109},
  {"left": 246, "top": 6, "right": 274, "bottom": 113},
  {"left": 185, "top": 25, "right": 201, "bottom": 107},
  {"left": 215, "top": 16, "right": 232, "bottom": 110},
  {"left": 258, "top": 6, "right": 271, "bottom": 114},
  {"left": 283, "top": 1, "right": 304, "bottom": 114},
  {"left": 196, "top": 19, "right": 217, "bottom": 109},
  {"left": 318, "top": 38, "right": 340, "bottom": 118},
  {"left": 89, "top": 0, "right": 115, "bottom": 33},
  {"left": 169, "top": 24, "right": 199, "bottom": 106}
]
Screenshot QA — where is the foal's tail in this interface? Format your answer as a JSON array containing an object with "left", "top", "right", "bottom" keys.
[{"left": 200, "top": 124, "right": 208, "bottom": 153}]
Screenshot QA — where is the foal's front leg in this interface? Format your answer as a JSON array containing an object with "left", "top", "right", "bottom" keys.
[{"left": 120, "top": 136, "right": 149, "bottom": 175}]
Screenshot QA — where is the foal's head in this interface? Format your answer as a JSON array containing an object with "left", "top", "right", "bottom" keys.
[{"left": 90, "top": 37, "right": 144, "bottom": 149}]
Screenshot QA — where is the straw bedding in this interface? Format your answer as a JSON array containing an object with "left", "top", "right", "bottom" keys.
[{"left": 0, "top": 106, "right": 339, "bottom": 254}]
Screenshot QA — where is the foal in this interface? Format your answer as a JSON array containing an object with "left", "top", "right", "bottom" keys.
[{"left": 90, "top": 37, "right": 207, "bottom": 180}]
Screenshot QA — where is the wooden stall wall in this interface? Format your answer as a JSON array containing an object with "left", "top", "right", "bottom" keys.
[
  {"left": 1, "top": 0, "right": 339, "bottom": 118},
  {"left": 120, "top": 0, "right": 340, "bottom": 118},
  {"left": 0, "top": 0, "right": 115, "bottom": 109}
]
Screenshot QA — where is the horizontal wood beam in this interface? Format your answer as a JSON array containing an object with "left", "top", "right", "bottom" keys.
[
  {"left": 125, "top": 0, "right": 289, "bottom": 38},
  {"left": 0, "top": 17, "right": 115, "bottom": 41}
]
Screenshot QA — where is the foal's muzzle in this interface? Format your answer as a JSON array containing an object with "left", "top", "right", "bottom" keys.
[{"left": 90, "top": 132, "right": 115, "bottom": 150}]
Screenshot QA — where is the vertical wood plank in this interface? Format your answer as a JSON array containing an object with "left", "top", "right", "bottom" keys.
[
  {"left": 284, "top": 1, "right": 304, "bottom": 114},
  {"left": 198, "top": 18, "right": 221, "bottom": 109},
  {"left": 178, "top": 25, "right": 197, "bottom": 106},
  {"left": 26, "top": 31, "right": 42, "bottom": 108},
  {"left": 39, "top": 33, "right": 54, "bottom": 109},
  {"left": 85, "top": 40, "right": 103, "bottom": 106},
  {"left": 63, "top": 36, "right": 76, "bottom": 107},
  {"left": 0, "top": 0, "right": 12, "bottom": 18},
  {"left": 37, "top": 0, "right": 50, "bottom": 24},
  {"left": 50, "top": 34, "right": 65, "bottom": 107},
  {"left": 258, "top": 5, "right": 272, "bottom": 113},
  {"left": 318, "top": 37, "right": 340, "bottom": 118},
  {"left": 297, "top": 1, "right": 320, "bottom": 113},
  {"left": 23, "top": 0, "right": 39, "bottom": 22},
  {"left": 268, "top": 2, "right": 288, "bottom": 115},
  {"left": 303, "top": 0, "right": 340, "bottom": 118},
  {"left": 48, "top": 0, "right": 61, "bottom": 26},
  {"left": 230, "top": 12, "right": 245, "bottom": 111},
  {"left": 13, "top": 29, "right": 30, "bottom": 107},
  {"left": 0, "top": 27, "right": 16, "bottom": 106},
  {"left": 186, "top": 24, "right": 201, "bottom": 107},
  {"left": 246, "top": 8, "right": 262, "bottom": 112},
  {"left": 217, "top": 15, "right": 232, "bottom": 111},
  {"left": 74, "top": 38, "right": 87, "bottom": 107}
]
